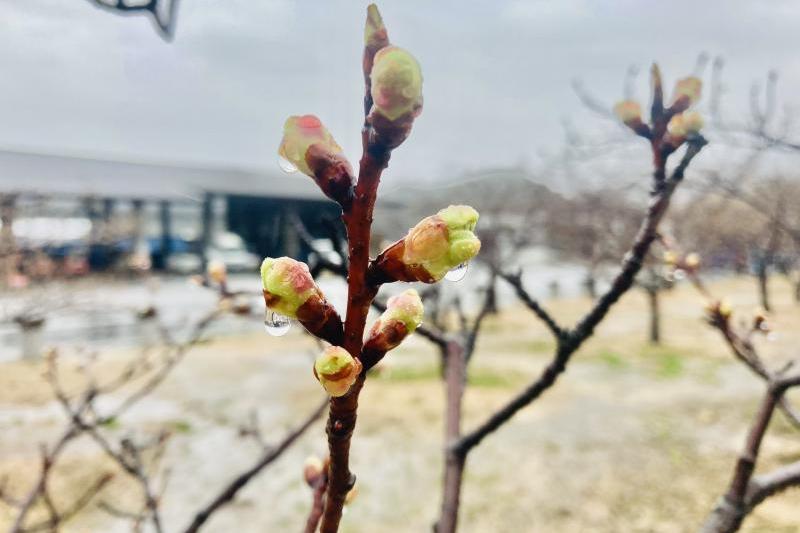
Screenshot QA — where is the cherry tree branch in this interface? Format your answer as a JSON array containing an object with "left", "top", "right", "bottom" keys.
[
  {"left": 451, "top": 136, "right": 706, "bottom": 459},
  {"left": 183, "top": 398, "right": 328, "bottom": 533}
]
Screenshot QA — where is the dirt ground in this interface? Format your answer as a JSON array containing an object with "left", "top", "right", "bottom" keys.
[{"left": 0, "top": 275, "right": 798, "bottom": 532}]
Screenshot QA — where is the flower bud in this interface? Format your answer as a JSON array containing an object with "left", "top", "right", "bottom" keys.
[
  {"left": 207, "top": 259, "right": 227, "bottom": 285},
  {"left": 706, "top": 299, "right": 732, "bottom": 327},
  {"left": 278, "top": 115, "right": 354, "bottom": 205},
  {"left": 361, "top": 290, "right": 424, "bottom": 369},
  {"left": 314, "top": 346, "right": 362, "bottom": 397},
  {"left": 369, "top": 205, "right": 481, "bottom": 284},
  {"left": 667, "top": 111, "right": 703, "bottom": 145},
  {"left": 303, "top": 455, "right": 325, "bottom": 487},
  {"left": 345, "top": 484, "right": 358, "bottom": 506},
  {"left": 364, "top": 4, "right": 388, "bottom": 51},
  {"left": 261, "top": 257, "right": 344, "bottom": 344},
  {"left": 671, "top": 76, "right": 702, "bottom": 112},
  {"left": 663, "top": 250, "right": 678, "bottom": 267},
  {"left": 684, "top": 252, "right": 701, "bottom": 270},
  {"left": 613, "top": 100, "right": 644, "bottom": 129},
  {"left": 368, "top": 46, "right": 423, "bottom": 148}
]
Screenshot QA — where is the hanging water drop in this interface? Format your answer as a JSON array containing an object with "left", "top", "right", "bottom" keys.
[
  {"left": 264, "top": 311, "right": 291, "bottom": 336},
  {"left": 278, "top": 155, "right": 298, "bottom": 174},
  {"left": 445, "top": 263, "right": 468, "bottom": 282}
]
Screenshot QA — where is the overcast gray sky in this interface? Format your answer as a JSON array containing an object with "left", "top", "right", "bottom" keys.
[{"left": 1, "top": 0, "right": 799, "bottom": 187}]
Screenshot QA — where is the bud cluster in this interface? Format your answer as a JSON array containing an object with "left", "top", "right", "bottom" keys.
[{"left": 370, "top": 205, "right": 481, "bottom": 283}]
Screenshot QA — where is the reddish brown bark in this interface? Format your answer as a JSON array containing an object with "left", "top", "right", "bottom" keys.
[{"left": 319, "top": 137, "right": 390, "bottom": 533}]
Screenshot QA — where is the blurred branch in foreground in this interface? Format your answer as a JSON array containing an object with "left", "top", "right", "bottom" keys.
[{"left": 85, "top": 0, "right": 180, "bottom": 40}]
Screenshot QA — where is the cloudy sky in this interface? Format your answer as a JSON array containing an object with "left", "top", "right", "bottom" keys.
[{"left": 1, "top": 0, "right": 799, "bottom": 188}]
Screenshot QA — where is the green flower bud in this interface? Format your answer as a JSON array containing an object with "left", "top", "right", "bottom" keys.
[
  {"left": 382, "top": 289, "right": 424, "bottom": 333},
  {"left": 278, "top": 115, "right": 344, "bottom": 177},
  {"left": 314, "top": 346, "right": 362, "bottom": 397},
  {"left": 260, "top": 257, "right": 320, "bottom": 318},
  {"left": 402, "top": 205, "right": 481, "bottom": 281},
  {"left": 364, "top": 4, "right": 388, "bottom": 49},
  {"left": 370, "top": 46, "right": 423, "bottom": 121}
]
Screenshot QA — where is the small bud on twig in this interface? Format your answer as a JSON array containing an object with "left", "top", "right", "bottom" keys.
[
  {"left": 303, "top": 455, "right": 326, "bottom": 487},
  {"left": 670, "top": 76, "right": 702, "bottom": 113},
  {"left": 261, "top": 257, "right": 344, "bottom": 344},
  {"left": 684, "top": 252, "right": 701, "bottom": 271},
  {"left": 207, "top": 260, "right": 227, "bottom": 285},
  {"left": 314, "top": 346, "right": 362, "bottom": 397},
  {"left": 369, "top": 205, "right": 481, "bottom": 284},
  {"left": 666, "top": 111, "right": 704, "bottom": 147},
  {"left": 361, "top": 289, "right": 424, "bottom": 369},
  {"left": 278, "top": 115, "right": 354, "bottom": 206},
  {"left": 364, "top": 4, "right": 389, "bottom": 54},
  {"left": 613, "top": 100, "right": 649, "bottom": 136}
]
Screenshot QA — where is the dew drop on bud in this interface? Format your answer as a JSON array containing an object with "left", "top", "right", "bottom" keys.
[
  {"left": 445, "top": 263, "right": 468, "bottom": 282},
  {"left": 264, "top": 311, "right": 291, "bottom": 336},
  {"left": 673, "top": 269, "right": 686, "bottom": 281},
  {"left": 278, "top": 155, "right": 298, "bottom": 174}
]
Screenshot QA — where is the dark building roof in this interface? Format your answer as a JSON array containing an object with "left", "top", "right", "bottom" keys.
[{"left": 0, "top": 149, "right": 328, "bottom": 203}]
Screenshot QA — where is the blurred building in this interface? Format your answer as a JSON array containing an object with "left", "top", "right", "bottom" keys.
[{"left": 0, "top": 149, "right": 341, "bottom": 273}]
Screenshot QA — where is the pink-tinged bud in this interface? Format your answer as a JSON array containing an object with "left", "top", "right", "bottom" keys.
[
  {"left": 278, "top": 115, "right": 354, "bottom": 205},
  {"left": 314, "top": 346, "right": 362, "bottom": 397},
  {"left": 671, "top": 77, "right": 702, "bottom": 112},
  {"left": 367, "top": 46, "right": 423, "bottom": 148},
  {"left": 303, "top": 455, "right": 325, "bottom": 487},
  {"left": 369, "top": 205, "right": 481, "bottom": 284},
  {"left": 207, "top": 260, "right": 227, "bottom": 284},
  {"left": 382, "top": 289, "right": 425, "bottom": 333},
  {"left": 361, "top": 289, "right": 424, "bottom": 369},
  {"left": 663, "top": 251, "right": 678, "bottom": 267},
  {"left": 261, "top": 257, "right": 344, "bottom": 344}
]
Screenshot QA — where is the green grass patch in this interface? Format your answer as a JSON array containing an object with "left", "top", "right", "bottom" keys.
[
  {"left": 634, "top": 345, "right": 687, "bottom": 378},
  {"left": 597, "top": 350, "right": 629, "bottom": 369}
]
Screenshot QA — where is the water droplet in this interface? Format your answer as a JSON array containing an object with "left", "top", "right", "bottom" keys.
[
  {"left": 445, "top": 263, "right": 468, "bottom": 282},
  {"left": 673, "top": 269, "right": 686, "bottom": 281},
  {"left": 278, "top": 156, "right": 298, "bottom": 174},
  {"left": 264, "top": 311, "right": 291, "bottom": 336}
]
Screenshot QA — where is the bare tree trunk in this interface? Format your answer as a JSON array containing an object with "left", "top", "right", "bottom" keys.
[
  {"left": 0, "top": 194, "right": 18, "bottom": 285},
  {"left": 435, "top": 341, "right": 467, "bottom": 533},
  {"left": 794, "top": 276, "right": 800, "bottom": 304},
  {"left": 647, "top": 287, "right": 661, "bottom": 344},
  {"left": 700, "top": 498, "right": 746, "bottom": 533},
  {"left": 756, "top": 261, "right": 771, "bottom": 312},
  {"left": 583, "top": 272, "right": 597, "bottom": 299}
]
